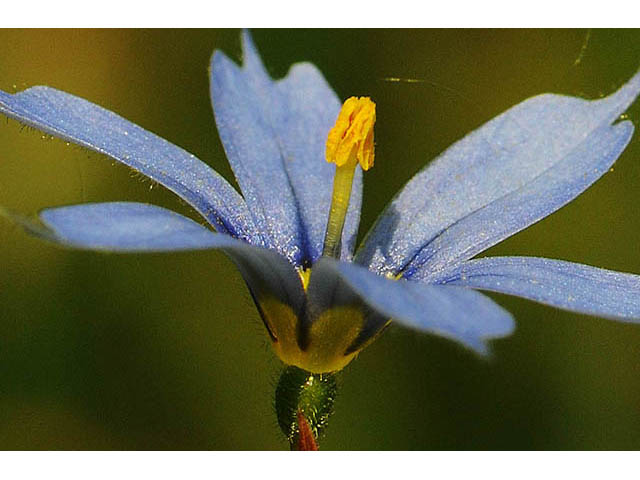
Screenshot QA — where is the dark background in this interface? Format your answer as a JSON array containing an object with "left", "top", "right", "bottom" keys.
[{"left": 1, "top": 29, "right": 640, "bottom": 449}]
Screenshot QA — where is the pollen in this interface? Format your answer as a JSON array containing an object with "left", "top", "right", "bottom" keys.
[{"left": 326, "top": 97, "right": 376, "bottom": 171}]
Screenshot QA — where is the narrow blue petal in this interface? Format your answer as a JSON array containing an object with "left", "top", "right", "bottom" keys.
[
  {"left": 437, "top": 256, "right": 640, "bottom": 322},
  {"left": 38, "top": 201, "right": 226, "bottom": 251},
  {"left": 357, "top": 71, "right": 640, "bottom": 276},
  {"left": 272, "top": 61, "right": 363, "bottom": 263},
  {"left": 405, "top": 121, "right": 634, "bottom": 281},
  {"left": 0, "top": 87, "right": 258, "bottom": 243},
  {"left": 28, "top": 202, "right": 304, "bottom": 312},
  {"left": 255, "top": 29, "right": 363, "bottom": 261},
  {"left": 210, "top": 30, "right": 362, "bottom": 266},
  {"left": 312, "top": 258, "right": 515, "bottom": 354}
]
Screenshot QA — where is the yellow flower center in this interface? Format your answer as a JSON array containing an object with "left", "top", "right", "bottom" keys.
[
  {"left": 260, "top": 97, "right": 379, "bottom": 373},
  {"left": 298, "top": 267, "right": 311, "bottom": 291}
]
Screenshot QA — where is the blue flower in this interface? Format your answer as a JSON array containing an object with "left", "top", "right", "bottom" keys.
[{"left": 2, "top": 31, "right": 640, "bottom": 373}]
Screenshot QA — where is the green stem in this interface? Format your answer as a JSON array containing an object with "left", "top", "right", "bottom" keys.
[{"left": 275, "top": 366, "right": 338, "bottom": 450}]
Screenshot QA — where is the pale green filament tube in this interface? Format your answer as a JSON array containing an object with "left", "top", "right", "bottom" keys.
[{"left": 323, "top": 164, "right": 356, "bottom": 258}]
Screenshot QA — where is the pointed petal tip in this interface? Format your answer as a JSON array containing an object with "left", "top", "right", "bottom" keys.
[
  {"left": 452, "top": 308, "right": 515, "bottom": 356},
  {"left": 209, "top": 30, "right": 260, "bottom": 72},
  {"left": 210, "top": 48, "right": 225, "bottom": 65},
  {"left": 469, "top": 341, "right": 490, "bottom": 357},
  {"left": 622, "top": 68, "right": 640, "bottom": 92},
  {"left": 602, "top": 68, "right": 640, "bottom": 115},
  {"left": 210, "top": 47, "right": 237, "bottom": 75},
  {"left": 240, "top": 28, "right": 253, "bottom": 51},
  {"left": 0, "top": 205, "right": 54, "bottom": 242},
  {"left": 240, "top": 28, "right": 267, "bottom": 74}
]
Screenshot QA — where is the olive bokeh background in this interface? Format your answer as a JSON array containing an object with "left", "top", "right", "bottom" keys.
[{"left": 1, "top": 29, "right": 640, "bottom": 450}]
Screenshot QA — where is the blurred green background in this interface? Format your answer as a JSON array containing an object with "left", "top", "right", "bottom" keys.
[{"left": 1, "top": 29, "right": 640, "bottom": 450}]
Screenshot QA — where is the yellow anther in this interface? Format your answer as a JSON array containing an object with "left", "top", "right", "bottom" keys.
[
  {"left": 326, "top": 97, "right": 376, "bottom": 170},
  {"left": 298, "top": 267, "right": 311, "bottom": 291},
  {"left": 322, "top": 97, "right": 376, "bottom": 258}
]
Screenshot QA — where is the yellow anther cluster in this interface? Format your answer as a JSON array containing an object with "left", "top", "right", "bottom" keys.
[{"left": 325, "top": 97, "right": 376, "bottom": 171}]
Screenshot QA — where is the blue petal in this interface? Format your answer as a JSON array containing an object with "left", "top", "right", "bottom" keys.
[
  {"left": 210, "top": 30, "right": 362, "bottom": 266},
  {"left": 38, "top": 201, "right": 225, "bottom": 251},
  {"left": 436, "top": 256, "right": 640, "bottom": 322},
  {"left": 406, "top": 121, "right": 634, "bottom": 281},
  {"left": 357, "top": 71, "right": 640, "bottom": 277},
  {"left": 25, "top": 202, "right": 304, "bottom": 312},
  {"left": 312, "top": 258, "right": 515, "bottom": 354},
  {"left": 0, "top": 87, "right": 258, "bottom": 243}
]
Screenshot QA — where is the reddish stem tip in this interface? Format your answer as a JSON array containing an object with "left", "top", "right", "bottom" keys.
[{"left": 294, "top": 409, "right": 319, "bottom": 451}]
